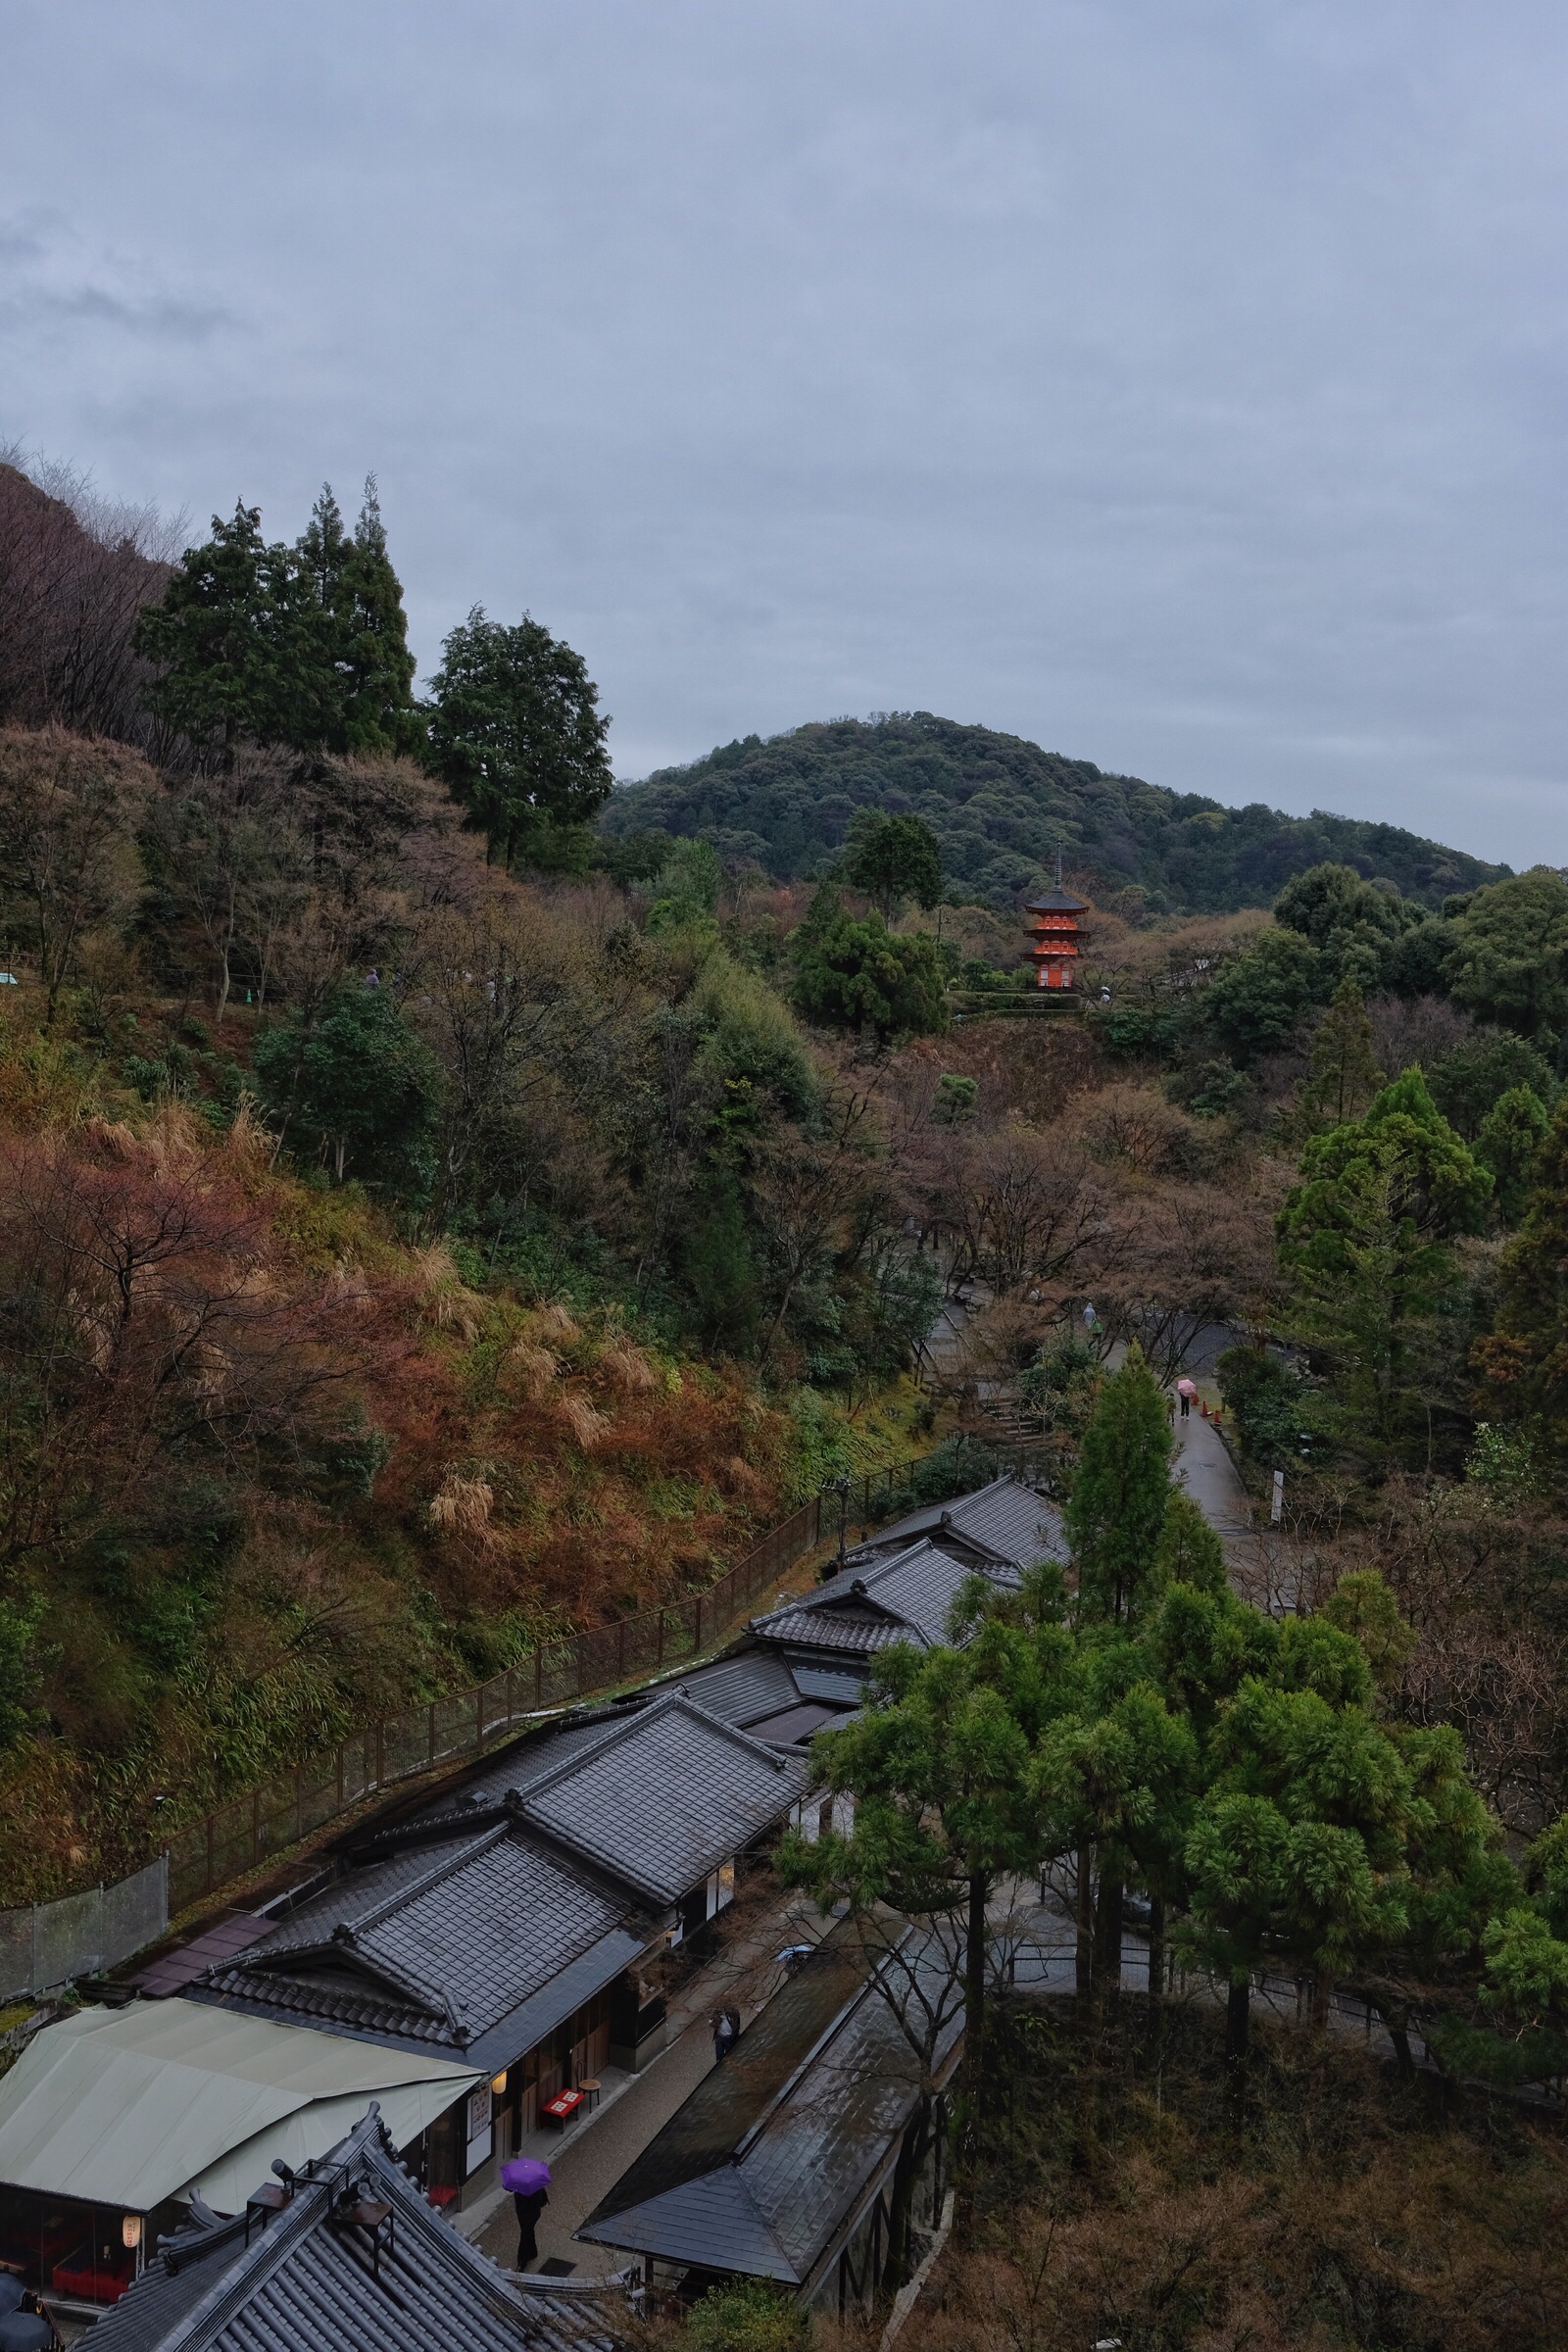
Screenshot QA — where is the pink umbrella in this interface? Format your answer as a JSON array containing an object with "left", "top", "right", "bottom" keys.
[
  {"left": 501, "top": 2159, "right": 552, "bottom": 2194},
  {"left": 1176, "top": 1378, "right": 1198, "bottom": 1397}
]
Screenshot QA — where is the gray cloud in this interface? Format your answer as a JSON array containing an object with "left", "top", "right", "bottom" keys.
[{"left": 2, "top": 0, "right": 1564, "bottom": 862}]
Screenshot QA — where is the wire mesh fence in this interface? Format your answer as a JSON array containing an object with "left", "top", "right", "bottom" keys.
[
  {"left": 0, "top": 1855, "right": 169, "bottom": 2001},
  {"left": 0, "top": 1449, "right": 949, "bottom": 1986}
]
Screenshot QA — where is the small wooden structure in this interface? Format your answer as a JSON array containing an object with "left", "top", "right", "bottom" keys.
[{"left": 1024, "top": 857, "right": 1089, "bottom": 991}]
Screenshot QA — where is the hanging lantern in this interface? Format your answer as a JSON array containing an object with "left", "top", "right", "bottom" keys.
[{"left": 122, "top": 2214, "right": 142, "bottom": 2250}]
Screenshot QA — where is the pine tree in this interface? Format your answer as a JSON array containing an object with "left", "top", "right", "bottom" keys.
[{"left": 1065, "top": 1346, "right": 1172, "bottom": 1625}]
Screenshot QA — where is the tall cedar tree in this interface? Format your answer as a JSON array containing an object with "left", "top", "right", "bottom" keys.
[
  {"left": 1474, "top": 1092, "right": 1568, "bottom": 1432},
  {"left": 1298, "top": 975, "right": 1385, "bottom": 1129},
  {"left": 135, "top": 503, "right": 311, "bottom": 756},
  {"left": 1065, "top": 1347, "right": 1172, "bottom": 1626},
  {"left": 424, "top": 608, "right": 613, "bottom": 866},
  {"left": 136, "top": 487, "right": 418, "bottom": 759},
  {"left": 295, "top": 481, "right": 420, "bottom": 756}
]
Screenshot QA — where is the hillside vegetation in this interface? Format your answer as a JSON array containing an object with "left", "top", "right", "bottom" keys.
[
  {"left": 4, "top": 445, "right": 1568, "bottom": 2030},
  {"left": 605, "top": 712, "right": 1508, "bottom": 915}
]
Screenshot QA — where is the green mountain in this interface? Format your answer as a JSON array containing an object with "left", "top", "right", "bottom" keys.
[{"left": 605, "top": 713, "right": 1507, "bottom": 913}]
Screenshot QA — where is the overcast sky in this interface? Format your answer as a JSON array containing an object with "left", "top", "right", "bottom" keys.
[{"left": 3, "top": 3, "right": 1565, "bottom": 862}]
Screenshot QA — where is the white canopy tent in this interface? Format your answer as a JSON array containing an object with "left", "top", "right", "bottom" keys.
[{"left": 0, "top": 1998, "right": 479, "bottom": 2215}]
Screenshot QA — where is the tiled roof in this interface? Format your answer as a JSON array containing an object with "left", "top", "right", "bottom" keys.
[
  {"left": 866, "top": 1476, "right": 1064, "bottom": 1572},
  {"left": 426, "top": 1710, "right": 637, "bottom": 1820},
  {"left": 87, "top": 2104, "right": 633, "bottom": 2352},
  {"left": 665, "top": 1647, "right": 803, "bottom": 1728},
  {"left": 198, "top": 1829, "right": 632, "bottom": 2049},
  {"left": 750, "top": 1607, "right": 908, "bottom": 1657},
  {"left": 791, "top": 1665, "right": 868, "bottom": 1706},
  {"left": 514, "top": 1693, "right": 808, "bottom": 1906},
  {"left": 752, "top": 1536, "right": 1006, "bottom": 1657},
  {"left": 743, "top": 1701, "right": 846, "bottom": 1748},
  {"left": 580, "top": 1921, "right": 962, "bottom": 2287},
  {"left": 135, "top": 1914, "right": 271, "bottom": 1998},
  {"left": 864, "top": 1477, "right": 1071, "bottom": 1571}
]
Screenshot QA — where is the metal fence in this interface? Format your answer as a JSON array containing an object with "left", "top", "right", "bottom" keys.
[
  {"left": 0, "top": 1854, "right": 169, "bottom": 2002},
  {"left": 0, "top": 1451, "right": 943, "bottom": 1987},
  {"left": 165, "top": 1489, "right": 829, "bottom": 1913},
  {"left": 164, "top": 1452, "right": 954, "bottom": 1914}
]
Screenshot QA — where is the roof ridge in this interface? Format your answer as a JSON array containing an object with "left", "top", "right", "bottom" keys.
[
  {"left": 334, "top": 1820, "right": 512, "bottom": 1937},
  {"left": 733, "top": 1926, "right": 910, "bottom": 2160},
  {"left": 520, "top": 1686, "right": 793, "bottom": 1799}
]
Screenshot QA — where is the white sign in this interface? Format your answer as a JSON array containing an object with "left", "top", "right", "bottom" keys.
[
  {"left": 1271, "top": 1469, "right": 1285, "bottom": 1525},
  {"left": 465, "top": 2082, "right": 493, "bottom": 2173}
]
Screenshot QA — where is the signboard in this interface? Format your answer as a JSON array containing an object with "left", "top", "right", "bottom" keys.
[{"left": 465, "top": 2082, "right": 493, "bottom": 2173}]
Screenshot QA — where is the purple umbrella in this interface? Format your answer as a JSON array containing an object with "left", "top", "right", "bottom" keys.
[{"left": 501, "top": 2159, "right": 552, "bottom": 2194}]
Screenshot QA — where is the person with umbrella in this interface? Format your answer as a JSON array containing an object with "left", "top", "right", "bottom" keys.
[
  {"left": 501, "top": 2158, "right": 551, "bottom": 2270},
  {"left": 1176, "top": 1376, "right": 1198, "bottom": 1421}
]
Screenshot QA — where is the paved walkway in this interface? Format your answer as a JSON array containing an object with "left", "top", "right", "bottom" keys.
[
  {"left": 467, "top": 1886, "right": 834, "bottom": 2278},
  {"left": 1171, "top": 1398, "right": 1253, "bottom": 1552}
]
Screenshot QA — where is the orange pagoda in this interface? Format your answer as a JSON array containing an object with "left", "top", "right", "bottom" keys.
[{"left": 1025, "top": 857, "right": 1089, "bottom": 991}]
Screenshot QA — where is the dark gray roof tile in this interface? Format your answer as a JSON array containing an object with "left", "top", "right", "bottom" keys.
[
  {"left": 516, "top": 1694, "right": 808, "bottom": 1905},
  {"left": 86, "top": 2104, "right": 633, "bottom": 2352}
]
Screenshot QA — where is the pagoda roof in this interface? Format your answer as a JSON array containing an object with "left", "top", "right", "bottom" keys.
[{"left": 1024, "top": 889, "right": 1089, "bottom": 913}]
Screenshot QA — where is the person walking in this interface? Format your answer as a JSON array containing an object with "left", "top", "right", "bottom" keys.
[
  {"left": 712, "top": 2005, "right": 740, "bottom": 2064},
  {"left": 1177, "top": 1377, "right": 1197, "bottom": 1421},
  {"left": 513, "top": 2182, "right": 549, "bottom": 2269}
]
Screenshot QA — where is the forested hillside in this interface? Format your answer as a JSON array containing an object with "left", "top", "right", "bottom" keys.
[
  {"left": 3, "top": 442, "right": 1568, "bottom": 2061},
  {"left": 606, "top": 712, "right": 1507, "bottom": 914}
]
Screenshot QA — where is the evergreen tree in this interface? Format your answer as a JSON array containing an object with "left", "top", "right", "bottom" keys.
[
  {"left": 254, "top": 983, "right": 440, "bottom": 1200},
  {"left": 1064, "top": 1347, "right": 1172, "bottom": 1625},
  {"left": 1279, "top": 1072, "right": 1493, "bottom": 1461},
  {"left": 135, "top": 502, "right": 314, "bottom": 756},
  {"left": 790, "top": 888, "right": 948, "bottom": 1044},
  {"left": 779, "top": 1622, "right": 1058, "bottom": 2245},
  {"left": 1206, "top": 926, "right": 1326, "bottom": 1057},
  {"left": 1445, "top": 866, "right": 1568, "bottom": 1041},
  {"left": 1297, "top": 977, "right": 1385, "bottom": 1130},
  {"left": 1473, "top": 1094, "right": 1568, "bottom": 1434},
  {"left": 424, "top": 607, "right": 613, "bottom": 865},
  {"left": 137, "top": 483, "right": 418, "bottom": 760},
  {"left": 301, "top": 482, "right": 420, "bottom": 757},
  {"left": 841, "top": 809, "right": 943, "bottom": 918},
  {"left": 1476, "top": 1084, "right": 1550, "bottom": 1227}
]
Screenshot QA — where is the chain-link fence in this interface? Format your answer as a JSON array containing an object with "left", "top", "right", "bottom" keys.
[
  {"left": 0, "top": 1854, "right": 169, "bottom": 2001},
  {"left": 2, "top": 1450, "right": 948, "bottom": 1989}
]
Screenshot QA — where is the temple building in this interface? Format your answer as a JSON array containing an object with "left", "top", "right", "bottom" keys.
[{"left": 1024, "top": 863, "right": 1090, "bottom": 992}]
